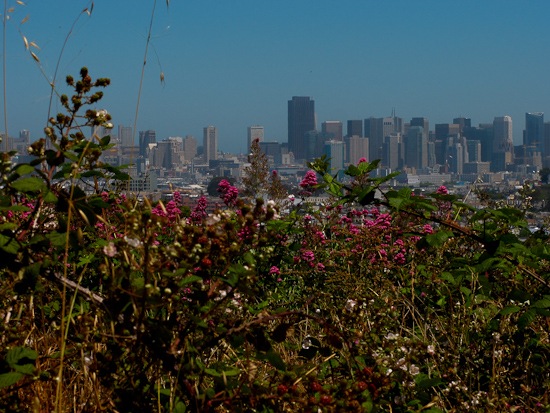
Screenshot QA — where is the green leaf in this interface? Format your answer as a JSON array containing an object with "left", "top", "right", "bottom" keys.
[
  {"left": 500, "top": 305, "right": 521, "bottom": 315},
  {"left": 15, "top": 164, "right": 36, "bottom": 176},
  {"left": 517, "top": 308, "right": 537, "bottom": 330},
  {"left": 11, "top": 177, "right": 47, "bottom": 193},
  {"left": 531, "top": 298, "right": 550, "bottom": 309},
  {"left": 6, "top": 347, "right": 38, "bottom": 368},
  {"left": 257, "top": 350, "right": 286, "bottom": 371},
  {"left": 0, "top": 372, "right": 24, "bottom": 388},
  {"left": 13, "top": 364, "right": 35, "bottom": 375},
  {"left": 0, "top": 234, "right": 19, "bottom": 254},
  {"left": 179, "top": 275, "right": 202, "bottom": 285}
]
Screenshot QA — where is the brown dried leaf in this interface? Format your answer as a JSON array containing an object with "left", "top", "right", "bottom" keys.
[
  {"left": 22, "top": 36, "right": 29, "bottom": 50},
  {"left": 30, "top": 51, "right": 39, "bottom": 62},
  {"left": 29, "top": 41, "right": 40, "bottom": 50},
  {"left": 16, "top": 0, "right": 25, "bottom": 5},
  {"left": 20, "top": 15, "right": 29, "bottom": 24}
]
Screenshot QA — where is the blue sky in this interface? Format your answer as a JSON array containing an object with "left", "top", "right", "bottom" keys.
[{"left": 2, "top": 0, "right": 550, "bottom": 153}]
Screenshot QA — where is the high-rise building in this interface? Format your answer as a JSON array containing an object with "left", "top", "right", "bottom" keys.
[
  {"left": 139, "top": 130, "right": 156, "bottom": 156},
  {"left": 382, "top": 133, "right": 401, "bottom": 170},
  {"left": 364, "top": 114, "right": 403, "bottom": 165},
  {"left": 183, "top": 135, "right": 198, "bottom": 162},
  {"left": 324, "top": 140, "right": 345, "bottom": 177},
  {"left": 346, "top": 136, "right": 369, "bottom": 165},
  {"left": 322, "top": 121, "right": 343, "bottom": 141},
  {"left": 118, "top": 125, "right": 134, "bottom": 147},
  {"left": 492, "top": 116, "right": 514, "bottom": 172},
  {"left": 288, "top": 96, "right": 315, "bottom": 161},
  {"left": 346, "top": 120, "right": 363, "bottom": 138},
  {"left": 524, "top": 112, "right": 544, "bottom": 153},
  {"left": 403, "top": 126, "right": 427, "bottom": 171},
  {"left": 203, "top": 126, "right": 218, "bottom": 164},
  {"left": 410, "top": 117, "right": 429, "bottom": 139},
  {"left": 247, "top": 126, "right": 264, "bottom": 150},
  {"left": 544, "top": 122, "right": 550, "bottom": 167}
]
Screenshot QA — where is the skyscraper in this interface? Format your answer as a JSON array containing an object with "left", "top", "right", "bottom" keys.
[
  {"left": 525, "top": 112, "right": 544, "bottom": 153},
  {"left": 139, "top": 130, "right": 156, "bottom": 156},
  {"left": 247, "top": 126, "right": 264, "bottom": 150},
  {"left": 403, "top": 126, "right": 427, "bottom": 171},
  {"left": 118, "top": 125, "right": 133, "bottom": 147},
  {"left": 324, "top": 140, "right": 345, "bottom": 178},
  {"left": 346, "top": 120, "right": 363, "bottom": 138},
  {"left": 288, "top": 96, "right": 315, "bottom": 161},
  {"left": 347, "top": 136, "right": 369, "bottom": 165},
  {"left": 203, "top": 126, "right": 218, "bottom": 164},
  {"left": 322, "top": 121, "right": 343, "bottom": 141},
  {"left": 183, "top": 135, "right": 198, "bottom": 162},
  {"left": 492, "top": 116, "right": 514, "bottom": 172},
  {"left": 364, "top": 115, "right": 403, "bottom": 164}
]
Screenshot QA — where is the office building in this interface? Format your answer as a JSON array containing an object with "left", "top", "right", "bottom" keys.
[
  {"left": 492, "top": 116, "right": 514, "bottom": 172},
  {"left": 322, "top": 121, "right": 343, "bottom": 141},
  {"left": 183, "top": 135, "right": 198, "bottom": 162},
  {"left": 288, "top": 96, "right": 316, "bottom": 161},
  {"left": 346, "top": 120, "right": 363, "bottom": 138},
  {"left": 524, "top": 112, "right": 544, "bottom": 154},
  {"left": 347, "top": 135, "right": 369, "bottom": 165},
  {"left": 403, "top": 126, "right": 427, "bottom": 171},
  {"left": 139, "top": 130, "right": 156, "bottom": 156},
  {"left": 383, "top": 133, "right": 401, "bottom": 170},
  {"left": 324, "top": 140, "right": 345, "bottom": 177},
  {"left": 118, "top": 125, "right": 134, "bottom": 147},
  {"left": 364, "top": 116, "right": 402, "bottom": 164},
  {"left": 247, "top": 126, "right": 264, "bottom": 150},
  {"left": 203, "top": 126, "right": 218, "bottom": 164}
]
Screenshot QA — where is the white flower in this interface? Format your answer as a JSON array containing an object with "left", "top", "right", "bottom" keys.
[{"left": 345, "top": 299, "right": 358, "bottom": 311}]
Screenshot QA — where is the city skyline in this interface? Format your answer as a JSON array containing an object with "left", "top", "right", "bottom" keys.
[{"left": 2, "top": 1, "right": 550, "bottom": 153}]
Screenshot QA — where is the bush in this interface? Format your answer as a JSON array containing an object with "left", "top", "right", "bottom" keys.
[{"left": 0, "top": 71, "right": 549, "bottom": 412}]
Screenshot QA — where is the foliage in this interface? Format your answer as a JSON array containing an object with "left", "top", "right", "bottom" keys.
[
  {"left": 242, "top": 138, "right": 269, "bottom": 198},
  {"left": 1, "top": 72, "right": 549, "bottom": 413}
]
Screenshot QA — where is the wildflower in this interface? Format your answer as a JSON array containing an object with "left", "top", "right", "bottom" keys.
[
  {"left": 436, "top": 185, "right": 449, "bottom": 195},
  {"left": 358, "top": 157, "right": 367, "bottom": 163},
  {"left": 345, "top": 299, "right": 358, "bottom": 311},
  {"left": 103, "top": 242, "right": 117, "bottom": 257},
  {"left": 301, "top": 250, "right": 315, "bottom": 262},
  {"left": 422, "top": 224, "right": 434, "bottom": 234},
  {"left": 269, "top": 266, "right": 280, "bottom": 276},
  {"left": 217, "top": 179, "right": 239, "bottom": 206},
  {"left": 394, "top": 252, "right": 406, "bottom": 265},
  {"left": 299, "top": 170, "right": 318, "bottom": 188},
  {"left": 191, "top": 196, "right": 208, "bottom": 222},
  {"left": 316, "top": 262, "right": 325, "bottom": 271}
]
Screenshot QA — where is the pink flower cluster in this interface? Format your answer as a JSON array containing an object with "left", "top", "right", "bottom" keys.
[
  {"left": 436, "top": 185, "right": 449, "bottom": 195},
  {"left": 191, "top": 196, "right": 208, "bottom": 222},
  {"left": 299, "top": 170, "right": 318, "bottom": 196},
  {"left": 152, "top": 191, "right": 182, "bottom": 219},
  {"left": 217, "top": 179, "right": 239, "bottom": 206}
]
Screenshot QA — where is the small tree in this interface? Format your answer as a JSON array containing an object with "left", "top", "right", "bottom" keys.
[
  {"left": 242, "top": 138, "right": 269, "bottom": 198},
  {"left": 267, "top": 170, "right": 288, "bottom": 202}
]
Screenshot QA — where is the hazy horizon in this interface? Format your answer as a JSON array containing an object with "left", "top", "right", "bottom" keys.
[{"left": 2, "top": 0, "right": 550, "bottom": 153}]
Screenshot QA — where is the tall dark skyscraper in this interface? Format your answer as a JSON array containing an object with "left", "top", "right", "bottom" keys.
[
  {"left": 288, "top": 96, "right": 315, "bottom": 161},
  {"left": 524, "top": 112, "right": 544, "bottom": 152},
  {"left": 346, "top": 120, "right": 363, "bottom": 137}
]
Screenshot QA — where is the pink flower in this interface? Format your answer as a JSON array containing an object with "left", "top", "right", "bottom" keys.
[
  {"left": 358, "top": 157, "right": 367, "bottom": 164},
  {"left": 269, "top": 266, "right": 280, "bottom": 276},
  {"left": 316, "top": 262, "right": 325, "bottom": 271},
  {"left": 299, "top": 170, "right": 318, "bottom": 188},
  {"left": 436, "top": 185, "right": 449, "bottom": 195},
  {"left": 301, "top": 250, "right": 315, "bottom": 262},
  {"left": 217, "top": 179, "right": 239, "bottom": 206},
  {"left": 422, "top": 224, "right": 434, "bottom": 234}
]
